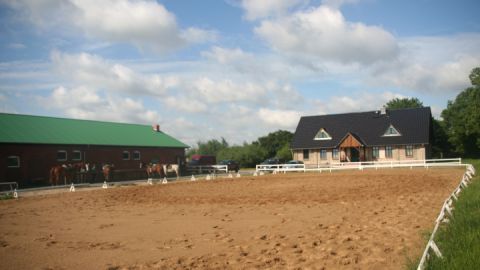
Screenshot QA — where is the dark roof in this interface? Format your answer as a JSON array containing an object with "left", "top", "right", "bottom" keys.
[
  {"left": 291, "top": 107, "right": 431, "bottom": 149},
  {"left": 0, "top": 113, "right": 189, "bottom": 148}
]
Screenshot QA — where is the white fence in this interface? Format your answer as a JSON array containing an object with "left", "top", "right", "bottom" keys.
[
  {"left": 417, "top": 163, "right": 476, "bottom": 270},
  {"left": 256, "top": 158, "right": 463, "bottom": 173},
  {"left": 186, "top": 165, "right": 228, "bottom": 174}
]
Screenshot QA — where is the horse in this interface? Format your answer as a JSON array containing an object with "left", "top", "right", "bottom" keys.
[
  {"left": 145, "top": 163, "right": 165, "bottom": 180},
  {"left": 102, "top": 164, "right": 115, "bottom": 182},
  {"left": 162, "top": 164, "right": 180, "bottom": 179},
  {"left": 71, "top": 162, "right": 89, "bottom": 183},
  {"left": 49, "top": 165, "right": 65, "bottom": 186}
]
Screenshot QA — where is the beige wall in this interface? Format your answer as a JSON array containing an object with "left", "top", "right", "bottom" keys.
[{"left": 293, "top": 145, "right": 427, "bottom": 164}]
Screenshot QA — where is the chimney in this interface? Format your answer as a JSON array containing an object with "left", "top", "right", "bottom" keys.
[
  {"left": 380, "top": 107, "right": 387, "bottom": 115},
  {"left": 152, "top": 124, "right": 160, "bottom": 132}
]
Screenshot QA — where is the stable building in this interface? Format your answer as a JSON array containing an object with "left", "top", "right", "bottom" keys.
[
  {"left": 290, "top": 107, "right": 432, "bottom": 165},
  {"left": 0, "top": 113, "right": 188, "bottom": 187}
]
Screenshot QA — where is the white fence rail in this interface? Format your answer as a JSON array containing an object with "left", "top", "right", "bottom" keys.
[
  {"left": 186, "top": 165, "right": 228, "bottom": 174},
  {"left": 417, "top": 163, "right": 475, "bottom": 270},
  {"left": 256, "top": 158, "right": 462, "bottom": 173}
]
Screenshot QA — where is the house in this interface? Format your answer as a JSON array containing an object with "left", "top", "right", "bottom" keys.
[
  {"left": 290, "top": 107, "right": 432, "bottom": 165},
  {"left": 0, "top": 113, "right": 189, "bottom": 187}
]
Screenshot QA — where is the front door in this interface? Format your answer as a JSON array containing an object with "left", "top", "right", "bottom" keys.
[{"left": 350, "top": 148, "right": 360, "bottom": 162}]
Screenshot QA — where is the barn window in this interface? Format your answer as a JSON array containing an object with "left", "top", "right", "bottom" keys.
[
  {"left": 7, "top": 156, "right": 20, "bottom": 168},
  {"left": 303, "top": 149, "right": 309, "bottom": 160},
  {"left": 72, "top": 150, "right": 82, "bottom": 161},
  {"left": 405, "top": 145, "right": 414, "bottom": 157},
  {"left": 133, "top": 151, "right": 141, "bottom": 160},
  {"left": 320, "top": 149, "right": 327, "bottom": 160},
  {"left": 57, "top": 150, "right": 67, "bottom": 161},
  {"left": 383, "top": 125, "right": 401, "bottom": 136},
  {"left": 372, "top": 147, "right": 379, "bottom": 159},
  {"left": 385, "top": 146, "right": 393, "bottom": 158},
  {"left": 332, "top": 149, "right": 339, "bottom": 159},
  {"left": 314, "top": 128, "right": 332, "bottom": 140},
  {"left": 122, "top": 151, "right": 130, "bottom": 160}
]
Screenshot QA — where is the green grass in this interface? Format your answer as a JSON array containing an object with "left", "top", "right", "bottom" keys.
[
  {"left": 0, "top": 192, "right": 14, "bottom": 200},
  {"left": 418, "top": 159, "right": 480, "bottom": 270}
]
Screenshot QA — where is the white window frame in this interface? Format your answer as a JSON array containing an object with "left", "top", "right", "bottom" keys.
[
  {"left": 405, "top": 145, "right": 414, "bottom": 157},
  {"left": 383, "top": 125, "right": 401, "bottom": 137},
  {"left": 72, "top": 150, "right": 82, "bottom": 161},
  {"left": 332, "top": 148, "right": 339, "bottom": 159},
  {"left": 122, "top": 151, "right": 130, "bottom": 160},
  {"left": 314, "top": 128, "right": 332, "bottom": 140},
  {"left": 133, "top": 151, "right": 141, "bottom": 160},
  {"left": 57, "top": 150, "right": 67, "bottom": 161},
  {"left": 372, "top": 146, "right": 379, "bottom": 159},
  {"left": 320, "top": 149, "right": 327, "bottom": 160},
  {"left": 385, "top": 146, "right": 393, "bottom": 158},
  {"left": 303, "top": 149, "right": 310, "bottom": 160},
  {"left": 7, "top": 156, "right": 20, "bottom": 168}
]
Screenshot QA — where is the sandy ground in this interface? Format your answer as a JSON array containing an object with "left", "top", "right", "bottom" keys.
[{"left": 0, "top": 167, "right": 465, "bottom": 270}]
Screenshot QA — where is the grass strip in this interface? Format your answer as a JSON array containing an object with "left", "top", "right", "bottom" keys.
[{"left": 422, "top": 159, "right": 480, "bottom": 270}]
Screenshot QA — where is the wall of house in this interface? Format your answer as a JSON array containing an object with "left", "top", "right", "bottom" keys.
[
  {"left": 0, "top": 143, "right": 185, "bottom": 187},
  {"left": 294, "top": 145, "right": 428, "bottom": 165}
]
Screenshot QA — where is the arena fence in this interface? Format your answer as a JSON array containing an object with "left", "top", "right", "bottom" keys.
[
  {"left": 416, "top": 163, "right": 475, "bottom": 270},
  {"left": 256, "top": 158, "right": 462, "bottom": 173}
]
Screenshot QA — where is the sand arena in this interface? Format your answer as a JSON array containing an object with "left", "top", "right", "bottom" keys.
[{"left": 0, "top": 168, "right": 464, "bottom": 269}]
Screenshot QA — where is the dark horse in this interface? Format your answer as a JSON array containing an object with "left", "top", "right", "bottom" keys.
[{"left": 145, "top": 163, "right": 165, "bottom": 180}]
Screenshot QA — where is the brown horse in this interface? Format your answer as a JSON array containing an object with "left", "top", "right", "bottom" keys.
[
  {"left": 102, "top": 164, "right": 114, "bottom": 182},
  {"left": 145, "top": 163, "right": 165, "bottom": 179},
  {"left": 49, "top": 165, "right": 65, "bottom": 186}
]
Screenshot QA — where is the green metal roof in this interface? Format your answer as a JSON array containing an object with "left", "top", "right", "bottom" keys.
[{"left": 0, "top": 113, "right": 189, "bottom": 148}]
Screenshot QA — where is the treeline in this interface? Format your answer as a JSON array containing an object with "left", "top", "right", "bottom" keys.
[
  {"left": 186, "top": 130, "right": 293, "bottom": 168},
  {"left": 188, "top": 67, "right": 480, "bottom": 166}
]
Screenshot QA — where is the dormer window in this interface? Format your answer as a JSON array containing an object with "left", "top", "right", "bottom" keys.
[
  {"left": 383, "top": 125, "right": 401, "bottom": 137},
  {"left": 314, "top": 128, "right": 332, "bottom": 140}
]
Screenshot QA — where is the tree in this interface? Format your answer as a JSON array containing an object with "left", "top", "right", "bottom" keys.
[
  {"left": 257, "top": 130, "right": 293, "bottom": 158},
  {"left": 187, "top": 138, "right": 229, "bottom": 158},
  {"left": 441, "top": 67, "right": 480, "bottom": 157},
  {"left": 385, "top": 97, "right": 424, "bottom": 109},
  {"left": 276, "top": 143, "right": 293, "bottom": 161}
]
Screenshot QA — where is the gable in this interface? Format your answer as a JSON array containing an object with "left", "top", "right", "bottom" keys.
[
  {"left": 338, "top": 133, "right": 364, "bottom": 148},
  {"left": 383, "top": 124, "right": 401, "bottom": 136},
  {"left": 314, "top": 128, "right": 332, "bottom": 140}
]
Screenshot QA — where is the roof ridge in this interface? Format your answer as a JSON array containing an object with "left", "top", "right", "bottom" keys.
[
  {"left": 300, "top": 106, "right": 430, "bottom": 119},
  {"left": 0, "top": 112, "right": 154, "bottom": 128}
]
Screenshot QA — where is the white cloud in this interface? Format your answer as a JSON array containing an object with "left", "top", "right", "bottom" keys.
[
  {"left": 254, "top": 5, "right": 398, "bottom": 64},
  {"left": 3, "top": 0, "right": 214, "bottom": 53},
  {"left": 257, "top": 108, "right": 302, "bottom": 128},
  {"left": 370, "top": 34, "right": 480, "bottom": 94},
  {"left": 44, "top": 86, "right": 161, "bottom": 124},
  {"left": 191, "top": 77, "right": 268, "bottom": 103},
  {"left": 311, "top": 91, "right": 405, "bottom": 115},
  {"left": 8, "top": 43, "right": 27, "bottom": 49},
  {"left": 164, "top": 96, "right": 208, "bottom": 113},
  {"left": 241, "top": 0, "right": 306, "bottom": 20},
  {"left": 51, "top": 51, "right": 178, "bottom": 96}
]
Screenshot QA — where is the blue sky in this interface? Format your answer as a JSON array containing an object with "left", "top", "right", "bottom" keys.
[{"left": 0, "top": 0, "right": 479, "bottom": 146}]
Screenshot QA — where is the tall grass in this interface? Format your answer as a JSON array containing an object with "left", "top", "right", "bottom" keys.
[{"left": 421, "top": 159, "right": 480, "bottom": 270}]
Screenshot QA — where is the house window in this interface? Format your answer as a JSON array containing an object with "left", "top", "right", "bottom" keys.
[
  {"left": 72, "top": 150, "right": 82, "bottom": 161},
  {"left": 57, "top": 150, "right": 67, "bottom": 161},
  {"left": 7, "top": 156, "right": 20, "bottom": 168},
  {"left": 314, "top": 128, "right": 332, "bottom": 140},
  {"left": 320, "top": 149, "right": 327, "bottom": 160},
  {"left": 332, "top": 149, "right": 339, "bottom": 159},
  {"left": 133, "top": 151, "right": 141, "bottom": 160},
  {"left": 385, "top": 146, "right": 393, "bottom": 158},
  {"left": 303, "top": 149, "right": 309, "bottom": 160},
  {"left": 383, "top": 125, "right": 401, "bottom": 136},
  {"left": 122, "top": 151, "right": 130, "bottom": 160},
  {"left": 406, "top": 145, "right": 414, "bottom": 157},
  {"left": 372, "top": 147, "right": 379, "bottom": 159}
]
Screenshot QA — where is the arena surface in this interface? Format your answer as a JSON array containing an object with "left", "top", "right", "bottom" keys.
[{"left": 0, "top": 168, "right": 465, "bottom": 269}]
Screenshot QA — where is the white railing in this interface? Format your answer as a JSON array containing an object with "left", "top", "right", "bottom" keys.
[
  {"left": 417, "top": 163, "right": 475, "bottom": 270},
  {"left": 186, "top": 165, "right": 228, "bottom": 174},
  {"left": 256, "top": 158, "right": 463, "bottom": 173}
]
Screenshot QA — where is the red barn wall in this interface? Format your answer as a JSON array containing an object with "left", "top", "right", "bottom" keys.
[{"left": 0, "top": 143, "right": 185, "bottom": 187}]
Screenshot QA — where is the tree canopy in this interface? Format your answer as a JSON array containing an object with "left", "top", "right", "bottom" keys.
[
  {"left": 384, "top": 97, "right": 424, "bottom": 109},
  {"left": 441, "top": 68, "right": 480, "bottom": 157}
]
